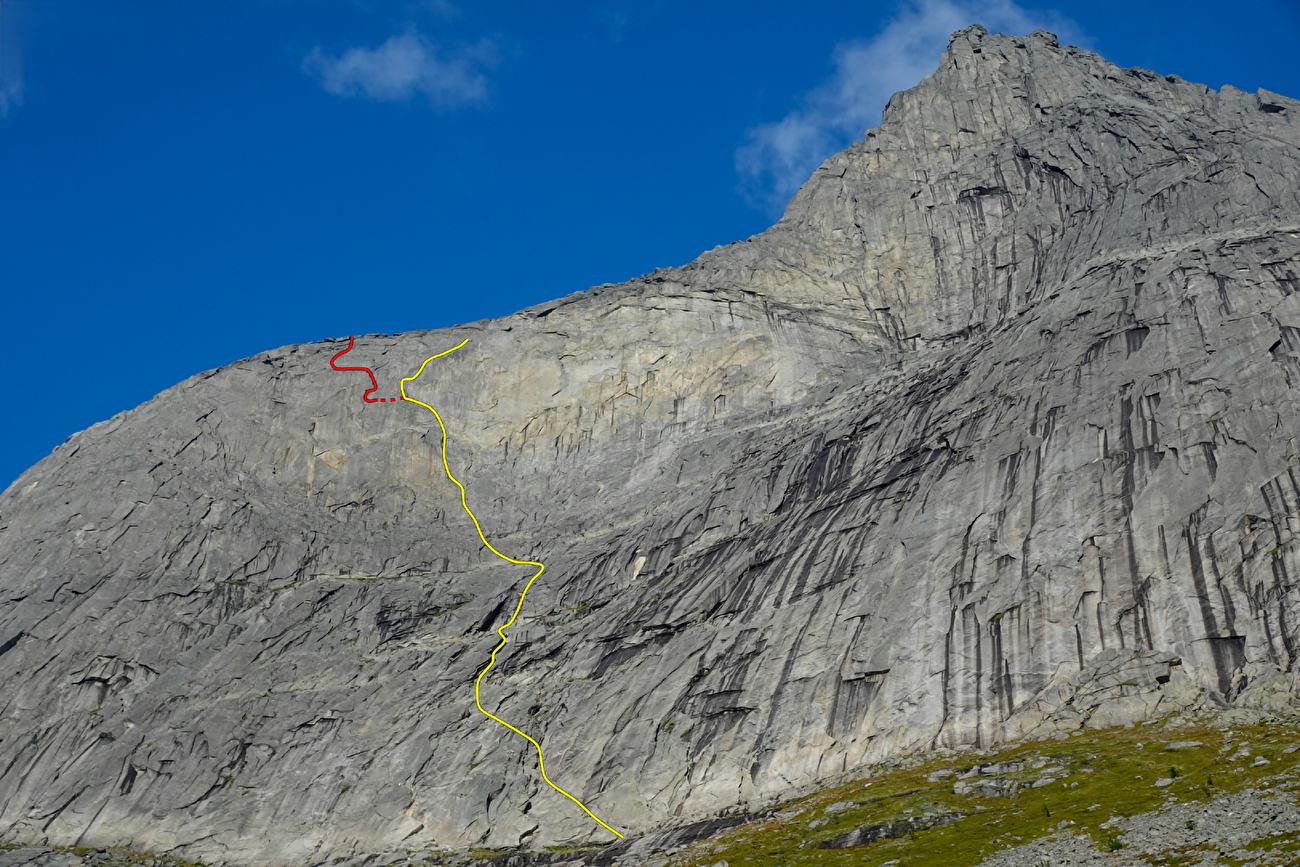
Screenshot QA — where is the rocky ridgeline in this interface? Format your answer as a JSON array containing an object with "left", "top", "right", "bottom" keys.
[{"left": 2, "top": 22, "right": 1300, "bottom": 867}]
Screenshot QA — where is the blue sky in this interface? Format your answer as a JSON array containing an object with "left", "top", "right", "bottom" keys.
[{"left": 1, "top": 0, "right": 1298, "bottom": 489}]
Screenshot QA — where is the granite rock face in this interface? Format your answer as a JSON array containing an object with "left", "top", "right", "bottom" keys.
[{"left": 2, "top": 25, "right": 1300, "bottom": 865}]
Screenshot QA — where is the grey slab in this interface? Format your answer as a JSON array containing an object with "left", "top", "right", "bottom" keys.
[{"left": 2, "top": 23, "right": 1300, "bottom": 866}]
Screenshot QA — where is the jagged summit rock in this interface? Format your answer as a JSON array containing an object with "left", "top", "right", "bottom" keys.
[{"left": 2, "top": 26, "right": 1300, "bottom": 866}]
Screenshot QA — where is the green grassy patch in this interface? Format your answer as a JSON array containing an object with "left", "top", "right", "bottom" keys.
[
  {"left": 467, "top": 847, "right": 515, "bottom": 860},
  {"left": 671, "top": 722, "right": 1300, "bottom": 867}
]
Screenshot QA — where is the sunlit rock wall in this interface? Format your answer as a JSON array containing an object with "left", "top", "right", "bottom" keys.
[{"left": 2, "top": 25, "right": 1299, "bottom": 865}]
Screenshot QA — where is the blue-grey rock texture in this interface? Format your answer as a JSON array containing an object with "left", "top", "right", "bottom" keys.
[{"left": 2, "top": 24, "right": 1300, "bottom": 866}]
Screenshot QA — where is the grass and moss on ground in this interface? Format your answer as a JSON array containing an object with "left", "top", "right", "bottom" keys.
[{"left": 668, "top": 719, "right": 1300, "bottom": 867}]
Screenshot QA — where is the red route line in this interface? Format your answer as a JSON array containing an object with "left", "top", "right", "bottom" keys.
[{"left": 330, "top": 336, "right": 403, "bottom": 403}]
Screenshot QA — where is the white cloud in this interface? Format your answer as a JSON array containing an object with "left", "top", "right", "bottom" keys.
[
  {"left": 304, "top": 28, "right": 498, "bottom": 107},
  {"left": 735, "top": 0, "right": 1083, "bottom": 215}
]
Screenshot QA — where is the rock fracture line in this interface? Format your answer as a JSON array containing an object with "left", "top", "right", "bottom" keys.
[{"left": 399, "top": 339, "right": 624, "bottom": 840}]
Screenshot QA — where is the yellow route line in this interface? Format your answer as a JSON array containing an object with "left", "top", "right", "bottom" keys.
[{"left": 400, "top": 339, "right": 624, "bottom": 840}]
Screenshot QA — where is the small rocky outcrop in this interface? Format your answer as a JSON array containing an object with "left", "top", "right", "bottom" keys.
[{"left": 816, "top": 809, "right": 965, "bottom": 848}]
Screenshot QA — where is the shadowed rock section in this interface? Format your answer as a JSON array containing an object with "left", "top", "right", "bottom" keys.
[{"left": 2, "top": 24, "right": 1300, "bottom": 865}]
